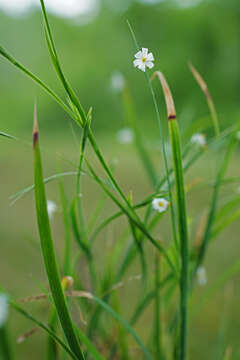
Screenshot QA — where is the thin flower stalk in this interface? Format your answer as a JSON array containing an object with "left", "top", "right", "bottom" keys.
[{"left": 127, "top": 20, "right": 179, "bottom": 271}]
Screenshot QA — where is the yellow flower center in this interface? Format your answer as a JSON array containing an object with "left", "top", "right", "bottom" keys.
[
  {"left": 158, "top": 201, "right": 164, "bottom": 207},
  {"left": 142, "top": 57, "right": 147, "bottom": 63}
]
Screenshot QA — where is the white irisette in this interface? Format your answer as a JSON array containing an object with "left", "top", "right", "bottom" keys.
[
  {"left": 47, "top": 200, "right": 57, "bottom": 221},
  {"left": 111, "top": 71, "right": 125, "bottom": 92},
  {"left": 191, "top": 133, "right": 206, "bottom": 147},
  {"left": 236, "top": 131, "right": 240, "bottom": 141},
  {"left": 152, "top": 198, "right": 169, "bottom": 213},
  {"left": 0, "top": 294, "right": 8, "bottom": 328},
  {"left": 116, "top": 128, "right": 134, "bottom": 144},
  {"left": 196, "top": 266, "right": 207, "bottom": 286},
  {"left": 133, "top": 48, "right": 154, "bottom": 72}
]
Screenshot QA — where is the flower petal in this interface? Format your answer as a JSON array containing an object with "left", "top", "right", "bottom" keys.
[
  {"left": 146, "top": 61, "right": 154, "bottom": 69},
  {"left": 138, "top": 63, "right": 146, "bottom": 72},
  {"left": 134, "top": 50, "right": 143, "bottom": 59},
  {"left": 141, "top": 48, "right": 148, "bottom": 57},
  {"left": 147, "top": 52, "right": 154, "bottom": 61},
  {"left": 133, "top": 59, "right": 142, "bottom": 67}
]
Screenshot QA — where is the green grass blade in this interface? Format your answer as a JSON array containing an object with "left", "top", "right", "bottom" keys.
[
  {"left": 58, "top": 171, "right": 71, "bottom": 275},
  {"left": 130, "top": 273, "right": 174, "bottom": 326},
  {"left": 11, "top": 301, "right": 78, "bottom": 360},
  {"left": 195, "top": 136, "right": 236, "bottom": 268},
  {"left": 0, "top": 131, "right": 17, "bottom": 140},
  {"left": 73, "top": 326, "right": 104, "bottom": 360},
  {"left": 189, "top": 63, "right": 220, "bottom": 137},
  {"left": 33, "top": 106, "right": 84, "bottom": 360},
  {"left": 156, "top": 72, "right": 189, "bottom": 360},
  {"left": 85, "top": 159, "right": 177, "bottom": 275},
  {"left": 40, "top": 0, "right": 86, "bottom": 125},
  {"left": 0, "top": 326, "right": 13, "bottom": 360},
  {"left": 0, "top": 46, "right": 78, "bottom": 123},
  {"left": 154, "top": 253, "right": 161, "bottom": 359},
  {"left": 70, "top": 198, "right": 91, "bottom": 257},
  {"left": 83, "top": 294, "right": 151, "bottom": 360}
]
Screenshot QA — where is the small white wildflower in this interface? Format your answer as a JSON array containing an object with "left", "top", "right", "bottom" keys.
[
  {"left": 152, "top": 198, "right": 169, "bottom": 213},
  {"left": 236, "top": 131, "right": 240, "bottom": 141},
  {"left": 111, "top": 71, "right": 125, "bottom": 92},
  {"left": 0, "top": 294, "right": 8, "bottom": 328},
  {"left": 133, "top": 48, "right": 154, "bottom": 72},
  {"left": 191, "top": 133, "right": 206, "bottom": 147},
  {"left": 116, "top": 128, "right": 134, "bottom": 144},
  {"left": 47, "top": 200, "right": 57, "bottom": 221},
  {"left": 196, "top": 266, "right": 207, "bottom": 286}
]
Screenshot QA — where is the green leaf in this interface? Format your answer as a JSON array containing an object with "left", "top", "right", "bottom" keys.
[{"left": 33, "top": 106, "right": 84, "bottom": 360}]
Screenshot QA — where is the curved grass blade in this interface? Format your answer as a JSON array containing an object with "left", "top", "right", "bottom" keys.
[
  {"left": 33, "top": 106, "right": 84, "bottom": 359},
  {"left": 73, "top": 326, "right": 104, "bottom": 360},
  {"left": 130, "top": 273, "right": 174, "bottom": 326},
  {"left": 58, "top": 169, "right": 71, "bottom": 275},
  {"left": 194, "top": 136, "right": 237, "bottom": 269},
  {"left": 11, "top": 301, "right": 78, "bottom": 360},
  {"left": 189, "top": 63, "right": 220, "bottom": 137},
  {"left": 72, "top": 292, "right": 151, "bottom": 360},
  {"left": 0, "top": 46, "right": 78, "bottom": 124},
  {"left": 0, "top": 131, "right": 17, "bottom": 140},
  {"left": 85, "top": 158, "right": 177, "bottom": 276}
]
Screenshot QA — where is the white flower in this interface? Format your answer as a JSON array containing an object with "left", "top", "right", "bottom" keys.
[
  {"left": 191, "top": 133, "right": 206, "bottom": 147},
  {"left": 236, "top": 131, "right": 240, "bottom": 141},
  {"left": 0, "top": 294, "right": 8, "bottom": 328},
  {"left": 47, "top": 200, "right": 57, "bottom": 221},
  {"left": 133, "top": 48, "right": 154, "bottom": 72},
  {"left": 196, "top": 266, "right": 207, "bottom": 286},
  {"left": 111, "top": 71, "right": 125, "bottom": 92},
  {"left": 152, "top": 198, "right": 169, "bottom": 213},
  {"left": 116, "top": 128, "right": 134, "bottom": 144}
]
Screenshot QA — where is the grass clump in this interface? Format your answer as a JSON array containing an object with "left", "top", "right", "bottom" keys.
[{"left": 0, "top": 1, "right": 240, "bottom": 359}]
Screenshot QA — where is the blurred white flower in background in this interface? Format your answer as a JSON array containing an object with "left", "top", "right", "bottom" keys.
[
  {"left": 191, "top": 133, "right": 206, "bottom": 147},
  {"left": 0, "top": 0, "right": 99, "bottom": 21},
  {"left": 111, "top": 71, "right": 125, "bottom": 93},
  {"left": 152, "top": 198, "right": 169, "bottom": 213},
  {"left": 174, "top": 0, "right": 203, "bottom": 8},
  {"left": 236, "top": 131, "right": 240, "bottom": 141},
  {"left": 196, "top": 266, "right": 207, "bottom": 286},
  {"left": 105, "top": 0, "right": 132, "bottom": 13},
  {"left": 133, "top": 48, "right": 154, "bottom": 72},
  {"left": 116, "top": 128, "right": 134, "bottom": 144},
  {"left": 47, "top": 200, "right": 57, "bottom": 221},
  {"left": 0, "top": 0, "right": 34, "bottom": 15},
  {"left": 0, "top": 294, "right": 8, "bottom": 328},
  {"left": 137, "top": 0, "right": 165, "bottom": 4}
]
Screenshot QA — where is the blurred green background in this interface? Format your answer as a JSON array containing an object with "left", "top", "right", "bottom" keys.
[{"left": 1, "top": 0, "right": 240, "bottom": 358}]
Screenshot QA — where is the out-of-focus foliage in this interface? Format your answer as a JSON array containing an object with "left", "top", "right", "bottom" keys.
[{"left": 0, "top": 0, "right": 240, "bottom": 136}]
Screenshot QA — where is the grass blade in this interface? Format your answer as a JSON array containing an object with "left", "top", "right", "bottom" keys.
[
  {"left": 11, "top": 301, "right": 78, "bottom": 360},
  {"left": 0, "top": 326, "right": 13, "bottom": 360},
  {"left": 33, "top": 105, "right": 84, "bottom": 360},
  {"left": 155, "top": 71, "right": 189, "bottom": 360},
  {"left": 189, "top": 63, "right": 220, "bottom": 137}
]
